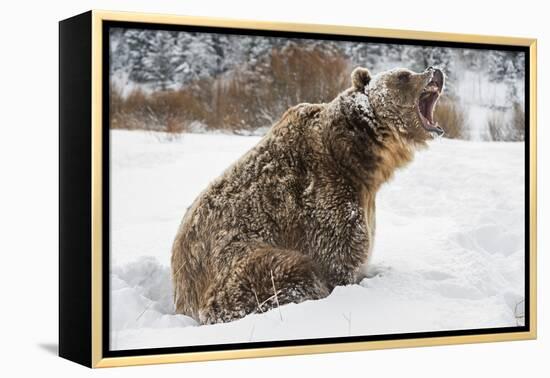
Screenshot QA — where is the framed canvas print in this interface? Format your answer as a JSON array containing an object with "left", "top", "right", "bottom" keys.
[{"left": 59, "top": 10, "right": 537, "bottom": 368}]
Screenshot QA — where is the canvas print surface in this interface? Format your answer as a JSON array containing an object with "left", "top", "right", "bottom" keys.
[{"left": 107, "top": 26, "right": 526, "bottom": 351}]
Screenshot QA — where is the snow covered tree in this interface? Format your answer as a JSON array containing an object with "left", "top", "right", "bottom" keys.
[{"left": 141, "top": 31, "right": 188, "bottom": 90}]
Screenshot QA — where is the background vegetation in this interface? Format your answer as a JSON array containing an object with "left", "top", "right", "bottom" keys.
[{"left": 109, "top": 28, "right": 526, "bottom": 141}]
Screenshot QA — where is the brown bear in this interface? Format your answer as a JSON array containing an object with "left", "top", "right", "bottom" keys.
[{"left": 171, "top": 66, "right": 445, "bottom": 324}]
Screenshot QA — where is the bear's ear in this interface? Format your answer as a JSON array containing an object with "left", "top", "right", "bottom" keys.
[{"left": 351, "top": 67, "right": 371, "bottom": 91}]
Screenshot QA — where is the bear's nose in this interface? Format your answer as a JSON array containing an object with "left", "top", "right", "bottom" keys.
[{"left": 426, "top": 66, "right": 444, "bottom": 76}]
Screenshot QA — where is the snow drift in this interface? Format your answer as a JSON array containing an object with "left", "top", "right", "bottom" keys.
[{"left": 109, "top": 130, "right": 525, "bottom": 350}]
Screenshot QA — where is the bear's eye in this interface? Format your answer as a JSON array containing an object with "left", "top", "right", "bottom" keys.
[{"left": 397, "top": 71, "right": 411, "bottom": 83}]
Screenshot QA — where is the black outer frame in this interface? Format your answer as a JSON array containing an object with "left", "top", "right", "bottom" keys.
[
  {"left": 59, "top": 11, "right": 93, "bottom": 367},
  {"left": 59, "top": 11, "right": 531, "bottom": 368}
]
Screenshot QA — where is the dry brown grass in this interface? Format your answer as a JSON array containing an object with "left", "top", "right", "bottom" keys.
[
  {"left": 510, "top": 102, "right": 525, "bottom": 141},
  {"left": 487, "top": 102, "right": 525, "bottom": 142},
  {"left": 110, "top": 45, "right": 351, "bottom": 134},
  {"left": 434, "top": 96, "right": 467, "bottom": 139},
  {"left": 267, "top": 44, "right": 350, "bottom": 111},
  {"left": 487, "top": 112, "right": 507, "bottom": 141}
]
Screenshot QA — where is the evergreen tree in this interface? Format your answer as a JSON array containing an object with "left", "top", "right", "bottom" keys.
[{"left": 140, "top": 30, "right": 186, "bottom": 90}]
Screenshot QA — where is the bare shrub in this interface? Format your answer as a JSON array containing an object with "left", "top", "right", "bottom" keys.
[
  {"left": 487, "top": 103, "right": 525, "bottom": 142},
  {"left": 207, "top": 73, "right": 258, "bottom": 131},
  {"left": 110, "top": 85, "right": 194, "bottom": 134},
  {"left": 268, "top": 44, "right": 350, "bottom": 109},
  {"left": 144, "top": 91, "right": 187, "bottom": 132},
  {"left": 250, "top": 44, "right": 350, "bottom": 128},
  {"left": 434, "top": 96, "right": 467, "bottom": 139},
  {"left": 110, "top": 87, "right": 150, "bottom": 130},
  {"left": 487, "top": 112, "right": 507, "bottom": 141},
  {"left": 109, "top": 85, "right": 126, "bottom": 129},
  {"left": 510, "top": 102, "right": 525, "bottom": 141},
  {"left": 191, "top": 44, "right": 351, "bottom": 132}
]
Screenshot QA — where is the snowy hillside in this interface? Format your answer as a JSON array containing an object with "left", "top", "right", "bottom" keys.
[{"left": 110, "top": 130, "right": 525, "bottom": 351}]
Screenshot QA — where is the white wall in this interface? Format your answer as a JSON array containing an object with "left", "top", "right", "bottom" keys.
[{"left": 0, "top": 0, "right": 546, "bottom": 376}]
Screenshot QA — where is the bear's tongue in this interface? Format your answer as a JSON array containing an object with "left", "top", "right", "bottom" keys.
[
  {"left": 419, "top": 91, "right": 437, "bottom": 124},
  {"left": 418, "top": 77, "right": 444, "bottom": 136}
]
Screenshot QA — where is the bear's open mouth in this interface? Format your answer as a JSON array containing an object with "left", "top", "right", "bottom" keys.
[{"left": 417, "top": 69, "right": 444, "bottom": 136}]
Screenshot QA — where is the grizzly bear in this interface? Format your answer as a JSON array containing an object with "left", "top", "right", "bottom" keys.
[{"left": 171, "top": 66, "right": 445, "bottom": 324}]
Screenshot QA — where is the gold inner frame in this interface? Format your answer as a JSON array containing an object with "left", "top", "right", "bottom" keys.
[{"left": 90, "top": 9, "right": 537, "bottom": 368}]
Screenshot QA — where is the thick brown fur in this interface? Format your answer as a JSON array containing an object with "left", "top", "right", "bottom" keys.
[{"left": 171, "top": 66, "right": 442, "bottom": 324}]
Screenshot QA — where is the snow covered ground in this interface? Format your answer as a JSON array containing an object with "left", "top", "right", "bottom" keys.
[{"left": 109, "top": 130, "right": 525, "bottom": 351}]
